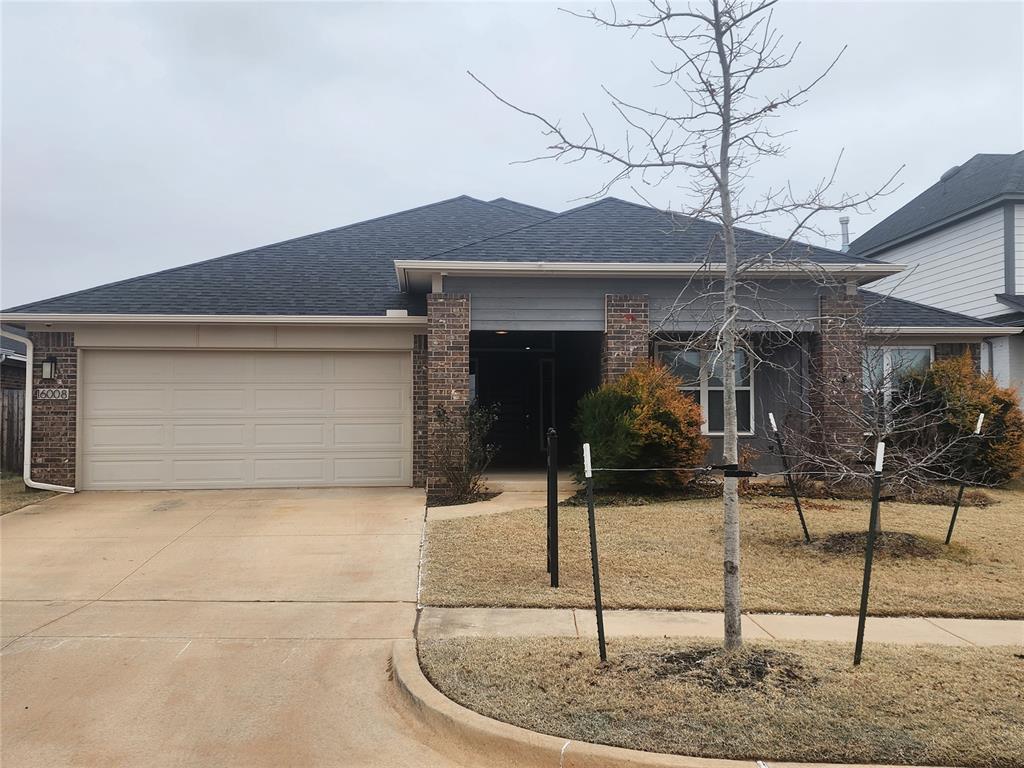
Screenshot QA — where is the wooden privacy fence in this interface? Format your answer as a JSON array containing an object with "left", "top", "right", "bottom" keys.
[{"left": 1, "top": 388, "right": 25, "bottom": 473}]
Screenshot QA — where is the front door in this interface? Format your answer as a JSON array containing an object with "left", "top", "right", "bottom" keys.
[{"left": 475, "top": 350, "right": 555, "bottom": 468}]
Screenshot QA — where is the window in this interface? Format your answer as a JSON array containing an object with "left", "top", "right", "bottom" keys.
[
  {"left": 862, "top": 346, "right": 933, "bottom": 427},
  {"left": 658, "top": 346, "right": 753, "bottom": 434}
]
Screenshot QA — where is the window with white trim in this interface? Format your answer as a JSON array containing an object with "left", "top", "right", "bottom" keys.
[
  {"left": 657, "top": 346, "right": 754, "bottom": 435},
  {"left": 862, "top": 345, "right": 934, "bottom": 427}
]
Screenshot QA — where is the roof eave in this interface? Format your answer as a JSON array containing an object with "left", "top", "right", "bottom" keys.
[
  {"left": 866, "top": 325, "right": 1022, "bottom": 336},
  {"left": 853, "top": 194, "right": 1024, "bottom": 258},
  {"left": 0, "top": 313, "right": 427, "bottom": 326},
  {"left": 395, "top": 259, "right": 903, "bottom": 287}
]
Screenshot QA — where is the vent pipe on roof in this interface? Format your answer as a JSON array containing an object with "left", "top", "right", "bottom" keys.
[{"left": 839, "top": 216, "right": 851, "bottom": 252}]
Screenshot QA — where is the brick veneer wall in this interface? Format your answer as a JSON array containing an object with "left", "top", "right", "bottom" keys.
[
  {"left": 809, "top": 289, "right": 864, "bottom": 453},
  {"left": 412, "top": 334, "right": 428, "bottom": 488},
  {"left": 426, "top": 294, "right": 470, "bottom": 502},
  {"left": 28, "top": 332, "right": 77, "bottom": 487},
  {"left": 602, "top": 294, "right": 650, "bottom": 383},
  {"left": 934, "top": 342, "right": 981, "bottom": 369}
]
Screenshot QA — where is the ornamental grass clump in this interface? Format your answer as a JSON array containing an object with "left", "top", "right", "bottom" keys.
[{"left": 574, "top": 361, "right": 708, "bottom": 491}]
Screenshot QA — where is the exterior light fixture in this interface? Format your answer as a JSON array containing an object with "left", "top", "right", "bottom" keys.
[
  {"left": 495, "top": 330, "right": 508, "bottom": 335},
  {"left": 525, "top": 346, "right": 531, "bottom": 350},
  {"left": 41, "top": 356, "right": 58, "bottom": 381}
]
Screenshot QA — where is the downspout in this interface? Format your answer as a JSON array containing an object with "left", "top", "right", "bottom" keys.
[{"left": 0, "top": 327, "right": 75, "bottom": 493}]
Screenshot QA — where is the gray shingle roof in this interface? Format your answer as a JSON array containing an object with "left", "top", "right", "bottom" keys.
[
  {"left": 4, "top": 196, "right": 546, "bottom": 316},
  {"left": 486, "top": 198, "right": 555, "bottom": 218},
  {"left": 861, "top": 290, "right": 1004, "bottom": 329},
  {"left": 850, "top": 151, "right": 1024, "bottom": 256},
  {"left": 425, "top": 198, "right": 875, "bottom": 265}
]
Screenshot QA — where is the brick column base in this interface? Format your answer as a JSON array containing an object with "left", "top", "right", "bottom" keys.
[
  {"left": 28, "top": 331, "right": 78, "bottom": 488},
  {"left": 412, "top": 334, "right": 428, "bottom": 488},
  {"left": 426, "top": 294, "right": 470, "bottom": 503},
  {"left": 602, "top": 294, "right": 650, "bottom": 383}
]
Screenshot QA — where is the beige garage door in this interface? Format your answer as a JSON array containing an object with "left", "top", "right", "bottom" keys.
[{"left": 81, "top": 349, "right": 412, "bottom": 490}]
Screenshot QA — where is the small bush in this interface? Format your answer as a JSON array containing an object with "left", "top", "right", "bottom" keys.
[
  {"left": 909, "top": 354, "right": 1024, "bottom": 485},
  {"left": 573, "top": 361, "right": 708, "bottom": 491},
  {"left": 431, "top": 403, "right": 499, "bottom": 505}
]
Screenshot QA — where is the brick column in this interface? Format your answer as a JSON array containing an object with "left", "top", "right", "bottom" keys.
[
  {"left": 412, "top": 334, "right": 428, "bottom": 488},
  {"left": 809, "top": 289, "right": 864, "bottom": 453},
  {"left": 426, "top": 294, "right": 470, "bottom": 501},
  {"left": 602, "top": 294, "right": 650, "bottom": 383},
  {"left": 28, "top": 331, "right": 77, "bottom": 488},
  {"left": 935, "top": 342, "right": 981, "bottom": 370}
]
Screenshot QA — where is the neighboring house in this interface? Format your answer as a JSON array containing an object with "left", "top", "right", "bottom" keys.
[
  {"left": 2, "top": 196, "right": 1018, "bottom": 499},
  {"left": 849, "top": 151, "right": 1024, "bottom": 394},
  {"left": 1, "top": 326, "right": 27, "bottom": 390}
]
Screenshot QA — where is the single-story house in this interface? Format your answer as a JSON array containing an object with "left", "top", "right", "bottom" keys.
[{"left": 2, "top": 196, "right": 1019, "bottom": 498}]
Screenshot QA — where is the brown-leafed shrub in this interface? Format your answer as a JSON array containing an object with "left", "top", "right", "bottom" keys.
[
  {"left": 908, "top": 353, "right": 1024, "bottom": 485},
  {"left": 573, "top": 361, "right": 709, "bottom": 491}
]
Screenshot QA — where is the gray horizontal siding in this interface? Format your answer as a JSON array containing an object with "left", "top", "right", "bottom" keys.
[{"left": 446, "top": 277, "right": 819, "bottom": 332}]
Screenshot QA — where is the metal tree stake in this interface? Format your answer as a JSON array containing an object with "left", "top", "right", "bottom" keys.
[
  {"left": 769, "top": 412, "right": 810, "bottom": 543},
  {"left": 854, "top": 441, "right": 885, "bottom": 666},
  {"left": 945, "top": 412, "right": 985, "bottom": 545},
  {"left": 583, "top": 443, "right": 607, "bottom": 662}
]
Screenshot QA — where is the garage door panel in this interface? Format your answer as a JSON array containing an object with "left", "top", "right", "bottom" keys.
[
  {"left": 82, "top": 350, "right": 412, "bottom": 490},
  {"left": 172, "top": 388, "right": 248, "bottom": 412},
  {"left": 333, "top": 421, "right": 405, "bottom": 449},
  {"left": 172, "top": 423, "right": 247, "bottom": 448},
  {"left": 87, "top": 423, "right": 166, "bottom": 449},
  {"left": 89, "top": 387, "right": 166, "bottom": 414},
  {"left": 254, "top": 388, "right": 325, "bottom": 412},
  {"left": 173, "top": 458, "right": 249, "bottom": 484},
  {"left": 87, "top": 458, "right": 167, "bottom": 485},
  {"left": 333, "top": 455, "right": 408, "bottom": 483},
  {"left": 333, "top": 386, "right": 407, "bottom": 413},
  {"left": 253, "top": 423, "right": 326, "bottom": 447}
]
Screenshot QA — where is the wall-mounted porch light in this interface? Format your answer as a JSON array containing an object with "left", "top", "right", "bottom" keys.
[
  {"left": 41, "top": 356, "right": 57, "bottom": 381},
  {"left": 495, "top": 330, "right": 508, "bottom": 335}
]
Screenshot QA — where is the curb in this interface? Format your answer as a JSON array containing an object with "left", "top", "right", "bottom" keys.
[
  {"left": 391, "top": 638, "right": 753, "bottom": 766},
  {"left": 391, "top": 639, "right": 940, "bottom": 768}
]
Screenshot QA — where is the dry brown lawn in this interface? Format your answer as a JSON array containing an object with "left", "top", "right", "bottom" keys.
[
  {"left": 0, "top": 473, "right": 54, "bottom": 515},
  {"left": 421, "top": 489, "right": 1024, "bottom": 618},
  {"left": 419, "top": 637, "right": 1024, "bottom": 767}
]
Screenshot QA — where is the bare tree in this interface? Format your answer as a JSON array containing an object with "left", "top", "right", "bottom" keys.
[{"left": 471, "top": 0, "right": 898, "bottom": 650}]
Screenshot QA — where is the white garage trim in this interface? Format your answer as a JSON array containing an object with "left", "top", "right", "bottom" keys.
[{"left": 80, "top": 349, "right": 413, "bottom": 490}]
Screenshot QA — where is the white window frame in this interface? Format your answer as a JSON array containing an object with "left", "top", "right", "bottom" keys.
[
  {"left": 656, "top": 344, "right": 755, "bottom": 436},
  {"left": 862, "top": 345, "right": 935, "bottom": 425}
]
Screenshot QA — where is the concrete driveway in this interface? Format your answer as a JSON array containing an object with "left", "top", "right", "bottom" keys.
[{"left": 1, "top": 488, "right": 464, "bottom": 767}]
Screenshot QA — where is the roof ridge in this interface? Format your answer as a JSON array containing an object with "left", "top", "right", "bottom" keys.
[
  {"left": 420, "top": 197, "right": 612, "bottom": 261},
  {"left": 859, "top": 289, "right": 999, "bottom": 326},
  {"left": 3, "top": 195, "right": 521, "bottom": 313},
  {"left": 486, "top": 198, "right": 555, "bottom": 217}
]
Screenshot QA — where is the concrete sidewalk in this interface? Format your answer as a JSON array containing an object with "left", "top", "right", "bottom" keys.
[{"left": 418, "top": 606, "right": 1024, "bottom": 647}]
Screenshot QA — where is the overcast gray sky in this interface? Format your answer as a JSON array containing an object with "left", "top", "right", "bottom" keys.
[{"left": 2, "top": 0, "right": 1022, "bottom": 308}]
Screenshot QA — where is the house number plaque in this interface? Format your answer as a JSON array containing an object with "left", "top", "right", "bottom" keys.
[{"left": 36, "top": 388, "right": 70, "bottom": 401}]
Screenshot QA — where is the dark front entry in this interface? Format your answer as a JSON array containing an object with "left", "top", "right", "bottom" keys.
[{"left": 471, "top": 331, "right": 601, "bottom": 468}]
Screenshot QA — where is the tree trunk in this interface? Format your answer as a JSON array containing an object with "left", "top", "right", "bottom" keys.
[{"left": 714, "top": 0, "right": 742, "bottom": 652}]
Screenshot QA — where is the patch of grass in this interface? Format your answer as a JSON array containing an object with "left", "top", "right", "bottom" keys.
[
  {"left": 421, "top": 489, "right": 1024, "bottom": 618},
  {"left": 419, "top": 637, "right": 1024, "bottom": 768},
  {"left": 0, "top": 472, "right": 55, "bottom": 515}
]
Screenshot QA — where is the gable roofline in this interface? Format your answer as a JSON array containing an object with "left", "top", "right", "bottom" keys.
[
  {"left": 853, "top": 194, "right": 1024, "bottom": 258},
  {"left": 4, "top": 195, "right": 534, "bottom": 315}
]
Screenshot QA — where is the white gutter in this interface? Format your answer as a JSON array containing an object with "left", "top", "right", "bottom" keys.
[
  {"left": 0, "top": 313, "right": 427, "bottom": 326},
  {"left": 867, "top": 326, "right": 1023, "bottom": 336},
  {"left": 0, "top": 328, "right": 75, "bottom": 494},
  {"left": 393, "top": 259, "right": 904, "bottom": 291}
]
